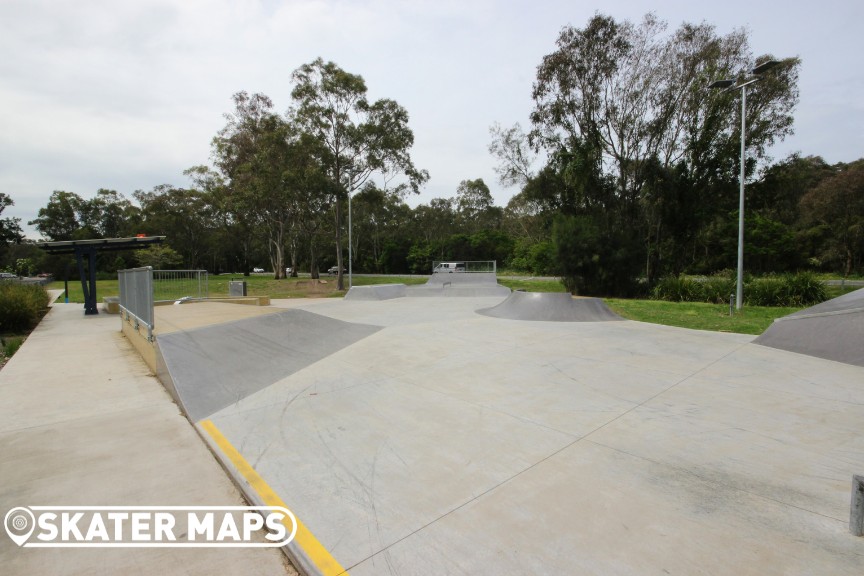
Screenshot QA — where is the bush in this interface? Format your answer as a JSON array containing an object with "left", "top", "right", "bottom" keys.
[
  {"left": 702, "top": 275, "right": 736, "bottom": 304},
  {"left": 652, "top": 275, "right": 705, "bottom": 302},
  {"left": 745, "top": 272, "right": 828, "bottom": 307},
  {"left": 745, "top": 276, "right": 785, "bottom": 306},
  {"left": 0, "top": 282, "right": 50, "bottom": 333},
  {"left": 780, "top": 271, "right": 828, "bottom": 306}
]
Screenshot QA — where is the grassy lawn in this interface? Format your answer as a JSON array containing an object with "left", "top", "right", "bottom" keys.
[{"left": 605, "top": 298, "right": 801, "bottom": 335}]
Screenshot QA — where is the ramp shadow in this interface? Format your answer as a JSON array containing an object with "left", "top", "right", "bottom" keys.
[{"left": 155, "top": 309, "right": 381, "bottom": 420}]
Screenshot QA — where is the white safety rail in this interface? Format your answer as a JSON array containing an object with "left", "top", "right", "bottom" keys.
[
  {"left": 431, "top": 260, "right": 497, "bottom": 274},
  {"left": 118, "top": 266, "right": 154, "bottom": 340},
  {"left": 153, "top": 270, "right": 209, "bottom": 302}
]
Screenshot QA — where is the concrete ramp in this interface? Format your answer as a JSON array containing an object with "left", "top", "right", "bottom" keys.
[
  {"left": 345, "top": 283, "right": 407, "bottom": 301},
  {"left": 155, "top": 309, "right": 380, "bottom": 420},
  {"left": 408, "top": 272, "right": 511, "bottom": 297},
  {"left": 754, "top": 287, "right": 864, "bottom": 367},
  {"left": 477, "top": 291, "right": 623, "bottom": 322}
]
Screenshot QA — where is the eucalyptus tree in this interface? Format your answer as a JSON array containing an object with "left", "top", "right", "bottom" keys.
[
  {"left": 134, "top": 184, "right": 217, "bottom": 270},
  {"left": 211, "top": 92, "right": 300, "bottom": 278},
  {"left": 290, "top": 58, "right": 428, "bottom": 289},
  {"left": 528, "top": 12, "right": 801, "bottom": 287},
  {"left": 0, "top": 193, "right": 22, "bottom": 256}
]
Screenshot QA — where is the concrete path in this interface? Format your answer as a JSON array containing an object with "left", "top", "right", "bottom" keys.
[
  {"left": 180, "top": 296, "right": 864, "bottom": 575},
  {"left": 0, "top": 304, "right": 293, "bottom": 575}
]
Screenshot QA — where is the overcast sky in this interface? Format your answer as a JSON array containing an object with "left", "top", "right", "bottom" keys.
[{"left": 2, "top": 0, "right": 862, "bottom": 238}]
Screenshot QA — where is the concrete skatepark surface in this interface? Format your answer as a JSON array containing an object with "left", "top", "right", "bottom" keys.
[
  {"left": 755, "top": 287, "right": 864, "bottom": 367},
  {"left": 156, "top": 309, "right": 381, "bottom": 421},
  {"left": 145, "top": 285, "right": 864, "bottom": 575},
  {"left": 0, "top": 299, "right": 292, "bottom": 576},
  {"left": 478, "top": 291, "right": 623, "bottom": 322}
]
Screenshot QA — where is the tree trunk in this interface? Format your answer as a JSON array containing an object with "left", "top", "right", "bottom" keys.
[{"left": 310, "top": 241, "right": 319, "bottom": 279}]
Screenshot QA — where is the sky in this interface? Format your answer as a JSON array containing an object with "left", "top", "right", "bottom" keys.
[{"left": 1, "top": 0, "right": 862, "bottom": 239}]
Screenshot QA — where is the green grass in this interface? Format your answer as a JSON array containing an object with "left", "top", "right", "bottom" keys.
[{"left": 604, "top": 298, "right": 801, "bottom": 335}]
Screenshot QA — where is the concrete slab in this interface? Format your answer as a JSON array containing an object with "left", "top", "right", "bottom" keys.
[
  {"left": 755, "top": 287, "right": 864, "bottom": 367},
  {"left": 156, "top": 308, "right": 381, "bottom": 421},
  {"left": 0, "top": 304, "right": 292, "bottom": 575},
  {"left": 407, "top": 273, "right": 512, "bottom": 297},
  {"left": 477, "top": 291, "right": 623, "bottom": 321},
  {"left": 344, "top": 284, "right": 407, "bottom": 301},
  {"left": 175, "top": 294, "right": 864, "bottom": 574}
]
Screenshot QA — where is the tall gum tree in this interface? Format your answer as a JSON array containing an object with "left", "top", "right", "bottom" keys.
[
  {"left": 528, "top": 12, "right": 801, "bottom": 284},
  {"left": 290, "top": 58, "right": 428, "bottom": 290}
]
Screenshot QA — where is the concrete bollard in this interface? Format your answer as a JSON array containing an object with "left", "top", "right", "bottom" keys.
[{"left": 851, "top": 475, "right": 864, "bottom": 536}]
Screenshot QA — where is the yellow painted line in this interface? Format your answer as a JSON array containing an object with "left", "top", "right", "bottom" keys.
[{"left": 200, "top": 419, "right": 348, "bottom": 576}]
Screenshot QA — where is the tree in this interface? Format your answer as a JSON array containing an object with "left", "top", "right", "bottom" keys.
[
  {"left": 29, "top": 191, "right": 85, "bottom": 240},
  {"left": 455, "top": 178, "right": 501, "bottom": 233},
  {"left": 0, "top": 193, "right": 23, "bottom": 247},
  {"left": 79, "top": 189, "right": 140, "bottom": 238},
  {"left": 134, "top": 184, "right": 217, "bottom": 270},
  {"left": 291, "top": 58, "right": 428, "bottom": 289},
  {"left": 526, "top": 13, "right": 801, "bottom": 289},
  {"left": 488, "top": 122, "right": 536, "bottom": 188},
  {"left": 135, "top": 244, "right": 184, "bottom": 269},
  {"left": 799, "top": 161, "right": 864, "bottom": 277},
  {"left": 210, "top": 92, "right": 300, "bottom": 279}
]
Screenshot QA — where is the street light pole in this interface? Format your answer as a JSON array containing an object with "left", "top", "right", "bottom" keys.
[
  {"left": 348, "top": 190, "right": 353, "bottom": 289},
  {"left": 710, "top": 60, "right": 781, "bottom": 311},
  {"left": 736, "top": 82, "right": 746, "bottom": 311}
]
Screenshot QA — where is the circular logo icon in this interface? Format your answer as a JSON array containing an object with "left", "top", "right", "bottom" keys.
[{"left": 4, "top": 507, "right": 35, "bottom": 546}]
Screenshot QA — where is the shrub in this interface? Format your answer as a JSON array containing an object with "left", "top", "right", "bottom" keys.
[
  {"left": 780, "top": 271, "right": 828, "bottom": 306},
  {"left": 652, "top": 275, "right": 705, "bottom": 302},
  {"left": 702, "top": 275, "right": 736, "bottom": 304},
  {"left": 0, "top": 282, "right": 50, "bottom": 333},
  {"left": 745, "top": 276, "right": 785, "bottom": 306}
]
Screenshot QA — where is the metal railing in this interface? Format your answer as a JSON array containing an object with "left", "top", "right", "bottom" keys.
[
  {"left": 118, "top": 267, "right": 154, "bottom": 340},
  {"left": 153, "top": 270, "right": 208, "bottom": 302},
  {"left": 431, "top": 260, "right": 497, "bottom": 273}
]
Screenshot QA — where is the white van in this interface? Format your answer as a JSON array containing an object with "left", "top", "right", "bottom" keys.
[{"left": 432, "top": 262, "right": 466, "bottom": 273}]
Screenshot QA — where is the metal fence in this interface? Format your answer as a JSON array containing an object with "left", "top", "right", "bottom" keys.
[
  {"left": 153, "top": 270, "right": 208, "bottom": 302},
  {"left": 431, "top": 260, "right": 497, "bottom": 273},
  {"left": 118, "top": 267, "right": 154, "bottom": 340}
]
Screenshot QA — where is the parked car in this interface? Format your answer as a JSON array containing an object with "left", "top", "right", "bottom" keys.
[
  {"left": 252, "top": 267, "right": 265, "bottom": 273},
  {"left": 432, "top": 262, "right": 466, "bottom": 273},
  {"left": 0, "top": 272, "right": 18, "bottom": 280},
  {"left": 327, "top": 266, "right": 345, "bottom": 275},
  {"left": 285, "top": 267, "right": 293, "bottom": 275}
]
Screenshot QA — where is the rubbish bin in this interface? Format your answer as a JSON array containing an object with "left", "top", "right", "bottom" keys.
[{"left": 228, "top": 280, "right": 247, "bottom": 297}]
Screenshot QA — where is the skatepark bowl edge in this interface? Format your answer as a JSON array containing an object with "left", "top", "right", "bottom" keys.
[{"left": 124, "top": 282, "right": 864, "bottom": 575}]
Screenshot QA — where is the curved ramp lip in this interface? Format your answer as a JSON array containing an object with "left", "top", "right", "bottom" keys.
[{"left": 477, "top": 291, "right": 623, "bottom": 322}]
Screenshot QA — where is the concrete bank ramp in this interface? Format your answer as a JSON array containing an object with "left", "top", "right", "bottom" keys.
[
  {"left": 754, "top": 287, "right": 864, "bottom": 367},
  {"left": 478, "top": 291, "right": 623, "bottom": 322},
  {"left": 408, "top": 272, "right": 511, "bottom": 297},
  {"left": 345, "top": 283, "right": 407, "bottom": 301},
  {"left": 155, "top": 309, "right": 380, "bottom": 420}
]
